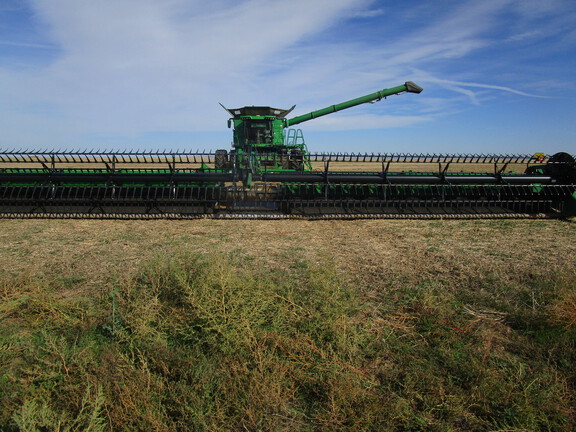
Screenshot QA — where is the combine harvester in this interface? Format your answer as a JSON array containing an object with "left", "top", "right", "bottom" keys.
[{"left": 0, "top": 81, "right": 574, "bottom": 219}]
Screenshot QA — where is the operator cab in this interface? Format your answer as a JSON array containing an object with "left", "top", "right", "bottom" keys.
[{"left": 219, "top": 105, "right": 296, "bottom": 149}]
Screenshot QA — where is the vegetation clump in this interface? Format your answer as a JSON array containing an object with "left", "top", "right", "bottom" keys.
[{"left": 1, "top": 250, "right": 575, "bottom": 431}]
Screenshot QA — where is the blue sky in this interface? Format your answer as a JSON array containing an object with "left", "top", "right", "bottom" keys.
[{"left": 0, "top": 0, "right": 575, "bottom": 154}]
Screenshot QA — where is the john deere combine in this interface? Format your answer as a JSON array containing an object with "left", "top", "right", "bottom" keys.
[{"left": 0, "top": 81, "right": 574, "bottom": 218}]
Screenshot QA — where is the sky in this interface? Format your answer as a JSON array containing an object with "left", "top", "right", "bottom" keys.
[{"left": 0, "top": 0, "right": 575, "bottom": 154}]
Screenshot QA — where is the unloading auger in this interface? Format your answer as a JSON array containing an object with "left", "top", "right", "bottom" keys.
[{"left": 0, "top": 81, "right": 574, "bottom": 219}]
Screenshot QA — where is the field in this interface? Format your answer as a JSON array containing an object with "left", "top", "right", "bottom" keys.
[{"left": 1, "top": 218, "right": 575, "bottom": 431}]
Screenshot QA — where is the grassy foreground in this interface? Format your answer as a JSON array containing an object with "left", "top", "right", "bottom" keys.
[{"left": 0, "top": 218, "right": 575, "bottom": 431}]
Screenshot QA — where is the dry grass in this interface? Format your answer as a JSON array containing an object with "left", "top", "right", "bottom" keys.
[
  {"left": 0, "top": 218, "right": 573, "bottom": 290},
  {"left": 1, "top": 218, "right": 575, "bottom": 431},
  {"left": 309, "top": 161, "right": 532, "bottom": 173}
]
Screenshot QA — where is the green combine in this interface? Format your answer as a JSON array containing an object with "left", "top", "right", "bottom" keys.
[{"left": 0, "top": 81, "right": 574, "bottom": 218}]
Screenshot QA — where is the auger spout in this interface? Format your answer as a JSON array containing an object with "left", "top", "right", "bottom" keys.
[{"left": 285, "top": 81, "right": 422, "bottom": 127}]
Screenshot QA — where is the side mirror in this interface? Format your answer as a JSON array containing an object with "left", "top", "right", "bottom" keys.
[{"left": 227, "top": 119, "right": 232, "bottom": 129}]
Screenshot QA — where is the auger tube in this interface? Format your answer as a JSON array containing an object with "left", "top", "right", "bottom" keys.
[{"left": 285, "top": 81, "right": 422, "bottom": 127}]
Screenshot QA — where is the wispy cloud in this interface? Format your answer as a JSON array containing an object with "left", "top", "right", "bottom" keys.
[
  {"left": 300, "top": 114, "right": 432, "bottom": 131},
  {"left": 414, "top": 71, "right": 549, "bottom": 105},
  {"left": 505, "top": 30, "right": 541, "bottom": 42},
  {"left": 0, "top": 40, "right": 57, "bottom": 49},
  {"left": 352, "top": 8, "right": 386, "bottom": 18}
]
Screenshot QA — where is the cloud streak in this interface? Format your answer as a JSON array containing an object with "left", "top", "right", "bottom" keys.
[
  {"left": 414, "top": 71, "right": 549, "bottom": 105},
  {"left": 0, "top": 40, "right": 57, "bottom": 49}
]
